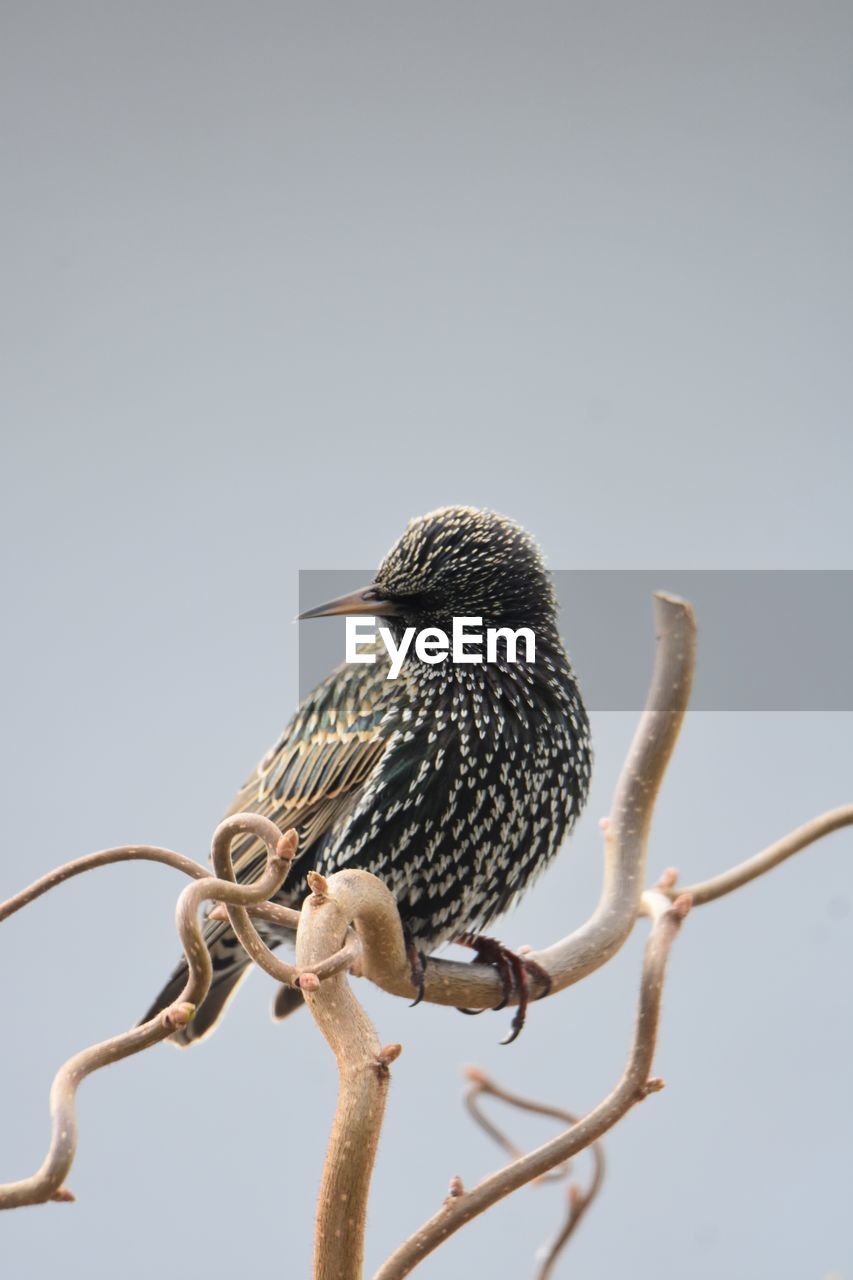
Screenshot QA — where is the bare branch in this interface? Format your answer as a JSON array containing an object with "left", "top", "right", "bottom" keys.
[
  {"left": 2, "top": 586, "right": 846, "bottom": 1277},
  {"left": 536, "top": 1161, "right": 605, "bottom": 1280},
  {"left": 210, "top": 817, "right": 301, "bottom": 986},
  {"left": 668, "top": 805, "right": 853, "bottom": 905},
  {"left": 528, "top": 593, "right": 695, "bottom": 988},
  {"left": 206, "top": 883, "right": 361, "bottom": 988},
  {"left": 299, "top": 928, "right": 363, "bottom": 986},
  {"left": 463, "top": 1067, "right": 605, "bottom": 1276},
  {"left": 207, "top": 899, "right": 300, "bottom": 929},
  {"left": 464, "top": 1069, "right": 576, "bottom": 1184},
  {"left": 0, "top": 845, "right": 210, "bottom": 923},
  {"left": 537, "top": 1132, "right": 604, "bottom": 1279},
  {"left": 295, "top": 871, "right": 402, "bottom": 1280},
  {"left": 0, "top": 815, "right": 296, "bottom": 1209},
  {"left": 373, "top": 892, "right": 691, "bottom": 1279}
]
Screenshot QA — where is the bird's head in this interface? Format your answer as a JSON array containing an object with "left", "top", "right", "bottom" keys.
[{"left": 299, "top": 506, "right": 558, "bottom": 635}]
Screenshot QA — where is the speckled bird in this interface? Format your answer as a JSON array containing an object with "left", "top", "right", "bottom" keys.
[{"left": 143, "top": 506, "right": 591, "bottom": 1043}]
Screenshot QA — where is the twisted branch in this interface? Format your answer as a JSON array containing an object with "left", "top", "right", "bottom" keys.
[
  {"left": 464, "top": 1070, "right": 577, "bottom": 1182},
  {"left": 210, "top": 817, "right": 301, "bottom": 986},
  {"left": 463, "top": 1067, "right": 605, "bottom": 1275},
  {"left": 373, "top": 892, "right": 691, "bottom": 1279},
  {"left": 1, "top": 587, "right": 848, "bottom": 1280},
  {"left": 0, "top": 815, "right": 297, "bottom": 1209}
]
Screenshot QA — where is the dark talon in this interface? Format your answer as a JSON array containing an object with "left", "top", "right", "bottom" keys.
[
  {"left": 454, "top": 933, "right": 546, "bottom": 1039},
  {"left": 499, "top": 954, "right": 551, "bottom": 1043},
  {"left": 500, "top": 949, "right": 527, "bottom": 1044},
  {"left": 404, "top": 927, "right": 426, "bottom": 1006},
  {"left": 501, "top": 1017, "right": 523, "bottom": 1045},
  {"left": 525, "top": 957, "right": 552, "bottom": 1000}
]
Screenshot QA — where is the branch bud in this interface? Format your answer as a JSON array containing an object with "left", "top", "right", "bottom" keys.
[
  {"left": 161, "top": 1001, "right": 196, "bottom": 1031},
  {"left": 463, "top": 1065, "right": 490, "bottom": 1086},
  {"left": 377, "top": 1043, "right": 403, "bottom": 1068},
  {"left": 275, "top": 829, "right": 299, "bottom": 863},
  {"left": 670, "top": 892, "right": 693, "bottom": 919},
  {"left": 306, "top": 870, "right": 329, "bottom": 899},
  {"left": 641, "top": 1076, "right": 666, "bottom": 1098}
]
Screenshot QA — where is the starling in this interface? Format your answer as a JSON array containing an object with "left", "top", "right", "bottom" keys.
[{"left": 143, "top": 506, "right": 591, "bottom": 1043}]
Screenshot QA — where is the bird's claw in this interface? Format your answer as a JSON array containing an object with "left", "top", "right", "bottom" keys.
[
  {"left": 454, "top": 933, "right": 550, "bottom": 1042},
  {"left": 404, "top": 930, "right": 427, "bottom": 1007}
]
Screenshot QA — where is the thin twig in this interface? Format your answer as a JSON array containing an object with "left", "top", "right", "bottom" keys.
[
  {"left": 537, "top": 1159, "right": 605, "bottom": 1280},
  {"left": 299, "top": 928, "right": 363, "bottom": 985},
  {"left": 210, "top": 817, "right": 301, "bottom": 986},
  {"left": 464, "top": 1070, "right": 575, "bottom": 1184},
  {"left": 207, "top": 899, "right": 300, "bottom": 929},
  {"left": 669, "top": 806, "right": 853, "bottom": 905},
  {"left": 463, "top": 1067, "right": 605, "bottom": 1276},
  {"left": 206, "top": 892, "right": 361, "bottom": 987},
  {"left": 0, "top": 845, "right": 210, "bottom": 923}
]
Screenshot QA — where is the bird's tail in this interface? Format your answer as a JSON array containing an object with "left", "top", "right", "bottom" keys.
[{"left": 140, "top": 918, "right": 287, "bottom": 1046}]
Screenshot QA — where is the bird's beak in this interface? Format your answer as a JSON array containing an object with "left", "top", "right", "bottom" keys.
[{"left": 297, "top": 584, "right": 405, "bottom": 621}]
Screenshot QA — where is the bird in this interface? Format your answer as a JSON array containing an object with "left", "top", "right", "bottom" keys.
[{"left": 142, "top": 506, "right": 592, "bottom": 1044}]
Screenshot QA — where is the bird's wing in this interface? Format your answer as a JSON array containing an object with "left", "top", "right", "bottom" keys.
[{"left": 219, "top": 651, "right": 396, "bottom": 893}]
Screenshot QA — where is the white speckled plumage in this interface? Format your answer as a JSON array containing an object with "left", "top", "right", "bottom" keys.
[{"left": 143, "top": 507, "right": 591, "bottom": 1043}]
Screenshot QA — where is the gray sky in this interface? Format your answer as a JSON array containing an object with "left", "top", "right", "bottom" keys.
[{"left": 1, "top": 3, "right": 850, "bottom": 1277}]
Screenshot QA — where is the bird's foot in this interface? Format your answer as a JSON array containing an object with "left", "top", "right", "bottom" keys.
[
  {"left": 454, "top": 933, "right": 552, "bottom": 1044},
  {"left": 403, "top": 925, "right": 427, "bottom": 1007}
]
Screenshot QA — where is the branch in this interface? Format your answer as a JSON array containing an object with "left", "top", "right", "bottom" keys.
[
  {"left": 463, "top": 1068, "right": 605, "bottom": 1276},
  {"left": 0, "top": 845, "right": 210, "bottom": 924},
  {"left": 210, "top": 817, "right": 302, "bottom": 986},
  {"left": 668, "top": 805, "right": 853, "bottom": 905},
  {"left": 373, "top": 891, "right": 691, "bottom": 1279},
  {"left": 536, "top": 1139, "right": 604, "bottom": 1280},
  {"left": 0, "top": 815, "right": 296, "bottom": 1209},
  {"left": 296, "top": 872, "right": 402, "bottom": 1280},
  {"left": 207, "top": 899, "right": 300, "bottom": 929},
  {"left": 464, "top": 1070, "right": 574, "bottom": 1180},
  {"left": 3, "top": 585, "right": 846, "bottom": 1277}
]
